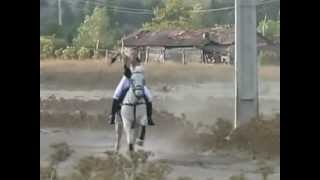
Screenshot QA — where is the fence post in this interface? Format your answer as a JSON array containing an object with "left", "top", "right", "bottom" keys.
[
  {"left": 182, "top": 48, "right": 186, "bottom": 65},
  {"left": 145, "top": 47, "right": 150, "bottom": 64}
]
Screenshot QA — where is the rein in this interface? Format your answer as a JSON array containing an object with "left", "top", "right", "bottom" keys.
[
  {"left": 122, "top": 102, "right": 145, "bottom": 106},
  {"left": 123, "top": 70, "right": 145, "bottom": 129}
]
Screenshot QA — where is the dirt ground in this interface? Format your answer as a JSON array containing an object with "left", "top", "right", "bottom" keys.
[{"left": 40, "top": 60, "right": 280, "bottom": 180}]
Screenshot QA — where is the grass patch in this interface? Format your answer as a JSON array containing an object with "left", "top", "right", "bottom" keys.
[
  {"left": 61, "top": 150, "right": 172, "bottom": 180},
  {"left": 41, "top": 60, "right": 279, "bottom": 90}
]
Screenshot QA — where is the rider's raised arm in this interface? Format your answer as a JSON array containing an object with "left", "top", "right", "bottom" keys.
[{"left": 113, "top": 76, "right": 130, "bottom": 99}]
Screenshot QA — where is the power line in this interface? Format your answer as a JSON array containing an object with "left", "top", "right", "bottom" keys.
[
  {"left": 190, "top": 0, "right": 279, "bottom": 13},
  {"left": 190, "top": 6, "right": 234, "bottom": 13},
  {"left": 77, "top": 0, "right": 153, "bottom": 12},
  {"left": 42, "top": 0, "right": 279, "bottom": 16}
]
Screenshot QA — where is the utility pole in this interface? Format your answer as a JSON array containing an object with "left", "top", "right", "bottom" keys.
[
  {"left": 58, "top": 0, "right": 62, "bottom": 26},
  {"left": 234, "top": 0, "right": 259, "bottom": 128}
]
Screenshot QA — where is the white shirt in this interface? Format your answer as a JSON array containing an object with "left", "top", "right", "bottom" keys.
[{"left": 113, "top": 65, "right": 152, "bottom": 101}]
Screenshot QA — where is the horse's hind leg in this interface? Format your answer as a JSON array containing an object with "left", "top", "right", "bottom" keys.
[{"left": 129, "top": 143, "right": 134, "bottom": 151}]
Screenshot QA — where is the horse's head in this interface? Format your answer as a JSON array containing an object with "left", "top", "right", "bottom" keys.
[{"left": 130, "top": 66, "right": 145, "bottom": 99}]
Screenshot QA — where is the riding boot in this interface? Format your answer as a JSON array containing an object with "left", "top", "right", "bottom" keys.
[
  {"left": 146, "top": 101, "right": 155, "bottom": 126},
  {"left": 109, "top": 99, "right": 120, "bottom": 125}
]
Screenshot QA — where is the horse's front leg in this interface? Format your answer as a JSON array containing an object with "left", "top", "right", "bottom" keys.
[
  {"left": 122, "top": 117, "right": 135, "bottom": 152},
  {"left": 136, "top": 126, "right": 145, "bottom": 147},
  {"left": 114, "top": 113, "right": 123, "bottom": 152}
]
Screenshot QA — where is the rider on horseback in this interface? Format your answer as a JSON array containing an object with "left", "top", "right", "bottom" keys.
[{"left": 109, "top": 48, "right": 155, "bottom": 126}]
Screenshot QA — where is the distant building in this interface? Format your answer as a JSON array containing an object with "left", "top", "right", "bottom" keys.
[{"left": 122, "top": 26, "right": 279, "bottom": 64}]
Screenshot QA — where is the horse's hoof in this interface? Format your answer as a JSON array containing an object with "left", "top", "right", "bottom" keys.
[{"left": 136, "top": 140, "right": 144, "bottom": 147}]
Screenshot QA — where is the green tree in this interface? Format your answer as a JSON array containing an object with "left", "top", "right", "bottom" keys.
[
  {"left": 257, "top": 16, "right": 280, "bottom": 41},
  {"left": 190, "top": 2, "right": 205, "bottom": 28},
  {"left": 84, "top": 0, "right": 96, "bottom": 16},
  {"left": 203, "top": 0, "right": 234, "bottom": 26},
  {"left": 142, "top": 0, "right": 163, "bottom": 8},
  {"left": 143, "top": 0, "right": 195, "bottom": 30},
  {"left": 61, "top": 1, "right": 76, "bottom": 44},
  {"left": 73, "top": 7, "right": 115, "bottom": 49}
]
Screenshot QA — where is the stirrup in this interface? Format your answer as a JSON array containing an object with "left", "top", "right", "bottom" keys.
[
  {"left": 136, "top": 139, "right": 144, "bottom": 146},
  {"left": 148, "top": 120, "right": 155, "bottom": 126}
]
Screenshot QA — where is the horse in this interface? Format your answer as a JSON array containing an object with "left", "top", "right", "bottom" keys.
[{"left": 114, "top": 66, "right": 148, "bottom": 152}]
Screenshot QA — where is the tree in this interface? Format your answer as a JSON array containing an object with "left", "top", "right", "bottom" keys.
[
  {"left": 142, "top": 0, "right": 163, "bottom": 9},
  {"left": 83, "top": 0, "right": 96, "bottom": 16},
  {"left": 203, "top": 0, "right": 234, "bottom": 26},
  {"left": 61, "top": 1, "right": 76, "bottom": 44},
  {"left": 73, "top": 7, "right": 115, "bottom": 49},
  {"left": 143, "top": 0, "right": 194, "bottom": 30},
  {"left": 257, "top": 16, "right": 280, "bottom": 41},
  {"left": 190, "top": 2, "right": 205, "bottom": 28}
]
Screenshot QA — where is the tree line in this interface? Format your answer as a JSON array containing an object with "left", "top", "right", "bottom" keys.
[{"left": 40, "top": 0, "right": 280, "bottom": 60}]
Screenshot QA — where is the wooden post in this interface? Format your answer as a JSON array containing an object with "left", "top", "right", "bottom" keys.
[
  {"left": 96, "top": 40, "right": 100, "bottom": 50},
  {"left": 182, "top": 48, "right": 186, "bottom": 65},
  {"left": 202, "top": 50, "right": 206, "bottom": 64},
  {"left": 120, "top": 38, "right": 124, "bottom": 64},
  {"left": 162, "top": 48, "right": 166, "bottom": 64},
  {"left": 105, "top": 49, "right": 109, "bottom": 61},
  {"left": 145, "top": 47, "right": 150, "bottom": 64}
]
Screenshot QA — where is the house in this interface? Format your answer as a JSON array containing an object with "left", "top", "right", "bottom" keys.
[{"left": 122, "top": 26, "right": 279, "bottom": 64}]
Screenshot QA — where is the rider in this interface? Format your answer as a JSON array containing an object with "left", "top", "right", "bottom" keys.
[{"left": 109, "top": 48, "right": 155, "bottom": 126}]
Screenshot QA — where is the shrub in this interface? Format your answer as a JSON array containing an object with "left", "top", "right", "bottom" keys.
[
  {"left": 92, "top": 49, "right": 105, "bottom": 59},
  {"left": 40, "top": 164, "right": 57, "bottom": 180},
  {"left": 40, "top": 36, "right": 55, "bottom": 59},
  {"left": 49, "top": 142, "right": 74, "bottom": 165},
  {"left": 259, "top": 51, "right": 279, "bottom": 65},
  {"left": 77, "top": 47, "right": 91, "bottom": 60},
  {"left": 62, "top": 46, "right": 78, "bottom": 60},
  {"left": 53, "top": 38, "right": 67, "bottom": 50},
  {"left": 40, "top": 35, "right": 67, "bottom": 59},
  {"left": 62, "top": 150, "right": 172, "bottom": 180},
  {"left": 229, "top": 173, "right": 247, "bottom": 180}
]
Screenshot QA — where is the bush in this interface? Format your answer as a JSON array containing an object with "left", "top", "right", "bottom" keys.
[
  {"left": 229, "top": 173, "right": 247, "bottom": 180},
  {"left": 40, "top": 35, "right": 67, "bottom": 59},
  {"left": 40, "top": 164, "right": 57, "bottom": 180},
  {"left": 77, "top": 47, "right": 91, "bottom": 60},
  {"left": 259, "top": 51, "right": 279, "bottom": 65},
  {"left": 49, "top": 142, "right": 74, "bottom": 165},
  {"left": 62, "top": 150, "right": 172, "bottom": 180},
  {"left": 229, "top": 115, "right": 280, "bottom": 158},
  {"left": 62, "top": 46, "right": 78, "bottom": 60},
  {"left": 40, "top": 36, "right": 55, "bottom": 59},
  {"left": 92, "top": 49, "right": 105, "bottom": 59},
  {"left": 54, "top": 38, "right": 67, "bottom": 50}
]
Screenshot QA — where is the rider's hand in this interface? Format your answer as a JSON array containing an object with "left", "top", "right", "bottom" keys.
[{"left": 124, "top": 65, "right": 132, "bottom": 78}]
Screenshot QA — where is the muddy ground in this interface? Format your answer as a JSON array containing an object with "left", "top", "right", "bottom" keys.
[{"left": 40, "top": 61, "right": 280, "bottom": 180}]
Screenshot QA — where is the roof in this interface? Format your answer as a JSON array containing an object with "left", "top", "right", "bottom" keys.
[
  {"left": 123, "top": 27, "right": 279, "bottom": 50},
  {"left": 123, "top": 27, "right": 235, "bottom": 48}
]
